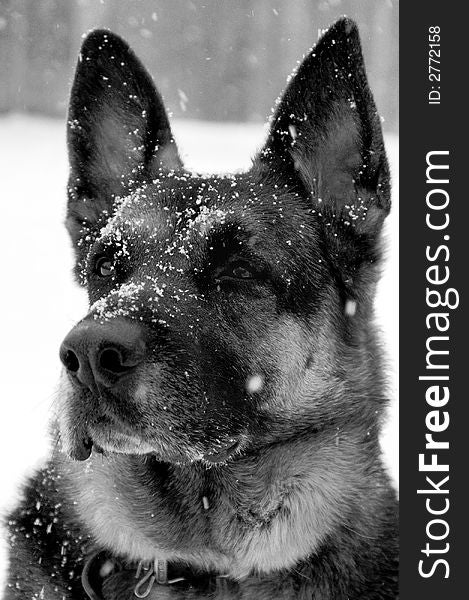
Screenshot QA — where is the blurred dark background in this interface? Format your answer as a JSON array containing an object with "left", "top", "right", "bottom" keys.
[{"left": 0, "top": 0, "right": 398, "bottom": 130}]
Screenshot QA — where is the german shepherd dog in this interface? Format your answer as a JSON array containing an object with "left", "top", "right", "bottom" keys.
[{"left": 4, "top": 17, "right": 398, "bottom": 600}]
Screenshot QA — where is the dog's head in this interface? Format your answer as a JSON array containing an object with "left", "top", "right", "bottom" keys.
[{"left": 59, "top": 18, "right": 390, "bottom": 464}]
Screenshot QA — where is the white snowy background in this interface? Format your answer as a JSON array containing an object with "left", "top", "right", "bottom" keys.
[{"left": 0, "top": 115, "right": 398, "bottom": 585}]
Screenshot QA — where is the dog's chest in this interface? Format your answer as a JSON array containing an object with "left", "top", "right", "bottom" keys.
[{"left": 68, "top": 455, "right": 339, "bottom": 580}]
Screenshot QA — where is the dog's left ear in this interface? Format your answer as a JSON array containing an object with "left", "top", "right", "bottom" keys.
[
  {"left": 256, "top": 17, "right": 390, "bottom": 244},
  {"left": 67, "top": 29, "right": 181, "bottom": 247}
]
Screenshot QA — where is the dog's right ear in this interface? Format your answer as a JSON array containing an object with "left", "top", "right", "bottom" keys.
[{"left": 66, "top": 29, "right": 181, "bottom": 249}]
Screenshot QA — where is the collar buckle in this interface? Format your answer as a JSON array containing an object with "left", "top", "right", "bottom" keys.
[{"left": 134, "top": 559, "right": 187, "bottom": 597}]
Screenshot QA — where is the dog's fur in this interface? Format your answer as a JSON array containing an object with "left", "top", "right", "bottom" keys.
[{"left": 4, "top": 18, "right": 398, "bottom": 599}]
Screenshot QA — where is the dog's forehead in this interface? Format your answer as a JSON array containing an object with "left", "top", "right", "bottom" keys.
[
  {"left": 96, "top": 185, "right": 228, "bottom": 261},
  {"left": 99, "top": 175, "right": 272, "bottom": 239},
  {"left": 94, "top": 173, "right": 315, "bottom": 267}
]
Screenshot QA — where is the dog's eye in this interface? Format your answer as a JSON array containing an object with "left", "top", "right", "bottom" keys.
[
  {"left": 218, "top": 260, "right": 255, "bottom": 281},
  {"left": 231, "top": 265, "right": 253, "bottom": 279},
  {"left": 94, "top": 256, "right": 114, "bottom": 277}
]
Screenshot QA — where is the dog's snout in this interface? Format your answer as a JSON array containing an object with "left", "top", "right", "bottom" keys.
[{"left": 59, "top": 319, "right": 145, "bottom": 391}]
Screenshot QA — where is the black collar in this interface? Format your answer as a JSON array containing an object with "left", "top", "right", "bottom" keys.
[{"left": 82, "top": 550, "right": 237, "bottom": 599}]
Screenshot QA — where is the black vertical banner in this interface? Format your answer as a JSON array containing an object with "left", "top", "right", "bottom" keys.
[{"left": 400, "top": 3, "right": 466, "bottom": 598}]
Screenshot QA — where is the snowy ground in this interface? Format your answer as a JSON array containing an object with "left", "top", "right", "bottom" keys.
[{"left": 0, "top": 115, "right": 398, "bottom": 582}]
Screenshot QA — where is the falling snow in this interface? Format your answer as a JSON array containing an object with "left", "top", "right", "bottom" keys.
[{"left": 246, "top": 374, "right": 264, "bottom": 394}]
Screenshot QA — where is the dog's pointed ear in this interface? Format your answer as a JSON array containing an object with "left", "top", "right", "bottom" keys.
[
  {"left": 66, "top": 29, "right": 181, "bottom": 246},
  {"left": 256, "top": 18, "right": 390, "bottom": 237}
]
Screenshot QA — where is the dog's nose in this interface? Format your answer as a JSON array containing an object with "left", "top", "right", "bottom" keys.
[{"left": 59, "top": 319, "right": 145, "bottom": 391}]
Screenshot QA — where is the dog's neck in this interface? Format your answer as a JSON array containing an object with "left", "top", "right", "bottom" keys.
[{"left": 66, "top": 427, "right": 387, "bottom": 579}]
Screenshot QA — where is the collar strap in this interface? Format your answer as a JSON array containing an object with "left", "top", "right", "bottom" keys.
[{"left": 82, "top": 550, "right": 234, "bottom": 599}]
